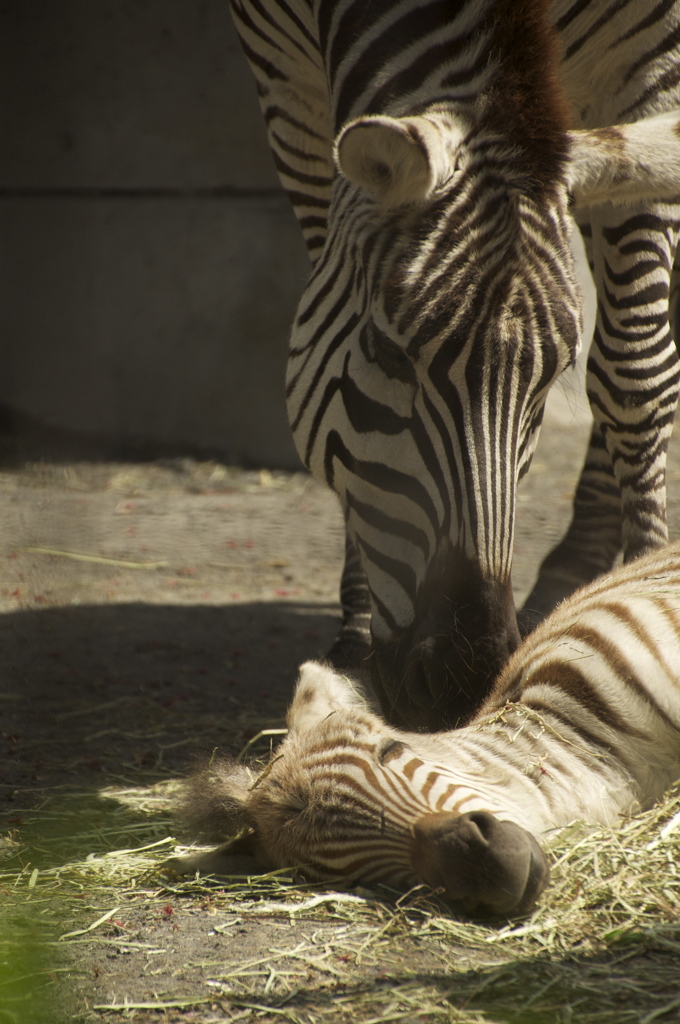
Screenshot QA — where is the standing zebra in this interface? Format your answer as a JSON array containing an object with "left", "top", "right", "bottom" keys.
[
  {"left": 230, "top": 0, "right": 680, "bottom": 728},
  {"left": 169, "top": 541, "right": 680, "bottom": 918}
]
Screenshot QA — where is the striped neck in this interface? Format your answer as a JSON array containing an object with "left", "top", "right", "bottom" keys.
[{"left": 420, "top": 708, "right": 640, "bottom": 833}]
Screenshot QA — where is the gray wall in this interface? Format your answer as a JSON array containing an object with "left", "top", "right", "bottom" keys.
[{"left": 0, "top": 0, "right": 310, "bottom": 467}]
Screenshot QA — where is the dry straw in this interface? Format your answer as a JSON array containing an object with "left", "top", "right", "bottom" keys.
[{"left": 2, "top": 776, "right": 679, "bottom": 1023}]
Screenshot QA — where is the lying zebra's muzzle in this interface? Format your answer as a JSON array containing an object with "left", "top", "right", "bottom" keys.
[
  {"left": 410, "top": 810, "right": 550, "bottom": 917},
  {"left": 370, "top": 552, "right": 520, "bottom": 730}
]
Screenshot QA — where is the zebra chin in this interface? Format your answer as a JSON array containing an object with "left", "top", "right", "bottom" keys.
[
  {"left": 369, "top": 554, "right": 520, "bottom": 731},
  {"left": 410, "top": 811, "right": 551, "bottom": 918}
]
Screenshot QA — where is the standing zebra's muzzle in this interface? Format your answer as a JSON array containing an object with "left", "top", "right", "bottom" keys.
[
  {"left": 370, "top": 549, "right": 520, "bottom": 730},
  {"left": 410, "top": 811, "right": 551, "bottom": 917}
]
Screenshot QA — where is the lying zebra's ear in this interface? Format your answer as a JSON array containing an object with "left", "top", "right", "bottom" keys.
[
  {"left": 335, "top": 114, "right": 462, "bottom": 209},
  {"left": 567, "top": 111, "right": 680, "bottom": 207},
  {"left": 287, "top": 661, "right": 367, "bottom": 733}
]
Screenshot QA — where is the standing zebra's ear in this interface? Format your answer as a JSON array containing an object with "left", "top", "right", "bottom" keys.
[
  {"left": 567, "top": 111, "right": 680, "bottom": 207},
  {"left": 335, "top": 113, "right": 464, "bottom": 209},
  {"left": 287, "top": 661, "right": 367, "bottom": 734}
]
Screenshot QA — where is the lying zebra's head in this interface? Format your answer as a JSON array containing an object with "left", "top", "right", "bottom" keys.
[
  {"left": 286, "top": 106, "right": 680, "bottom": 730},
  {"left": 169, "top": 662, "right": 550, "bottom": 918}
]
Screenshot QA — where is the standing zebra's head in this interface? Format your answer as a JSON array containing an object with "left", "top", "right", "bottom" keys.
[
  {"left": 287, "top": 105, "right": 582, "bottom": 728},
  {"left": 169, "top": 662, "right": 550, "bottom": 918}
]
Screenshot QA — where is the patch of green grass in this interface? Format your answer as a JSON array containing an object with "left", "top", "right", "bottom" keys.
[{"left": 0, "top": 889, "right": 71, "bottom": 1024}]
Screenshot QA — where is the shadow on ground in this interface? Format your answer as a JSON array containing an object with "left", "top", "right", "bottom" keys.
[{"left": 1, "top": 600, "right": 340, "bottom": 833}]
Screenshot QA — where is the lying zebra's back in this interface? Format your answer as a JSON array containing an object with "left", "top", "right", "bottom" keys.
[{"left": 488, "top": 544, "right": 680, "bottom": 810}]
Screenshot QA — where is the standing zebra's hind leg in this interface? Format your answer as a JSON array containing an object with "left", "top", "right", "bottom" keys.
[
  {"left": 522, "top": 206, "right": 680, "bottom": 631},
  {"left": 587, "top": 206, "right": 680, "bottom": 565}
]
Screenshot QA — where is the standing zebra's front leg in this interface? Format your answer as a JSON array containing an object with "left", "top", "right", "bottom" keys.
[
  {"left": 523, "top": 204, "right": 680, "bottom": 627},
  {"left": 324, "top": 531, "right": 372, "bottom": 680}
]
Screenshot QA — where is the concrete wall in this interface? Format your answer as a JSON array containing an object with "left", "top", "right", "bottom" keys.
[{"left": 0, "top": 0, "right": 309, "bottom": 467}]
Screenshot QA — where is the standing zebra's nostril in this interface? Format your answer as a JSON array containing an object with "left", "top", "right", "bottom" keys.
[{"left": 410, "top": 810, "right": 550, "bottom": 917}]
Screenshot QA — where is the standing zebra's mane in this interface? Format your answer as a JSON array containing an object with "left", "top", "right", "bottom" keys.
[{"left": 483, "top": 0, "right": 571, "bottom": 191}]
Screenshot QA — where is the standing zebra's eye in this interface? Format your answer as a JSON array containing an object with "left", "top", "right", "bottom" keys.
[
  {"left": 359, "top": 322, "right": 416, "bottom": 385},
  {"left": 379, "top": 738, "right": 406, "bottom": 764}
]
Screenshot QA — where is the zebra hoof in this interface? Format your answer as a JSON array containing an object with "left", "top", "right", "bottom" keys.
[{"left": 410, "top": 810, "right": 550, "bottom": 917}]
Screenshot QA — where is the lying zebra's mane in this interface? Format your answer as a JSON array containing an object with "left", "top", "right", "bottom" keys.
[{"left": 178, "top": 754, "right": 255, "bottom": 842}]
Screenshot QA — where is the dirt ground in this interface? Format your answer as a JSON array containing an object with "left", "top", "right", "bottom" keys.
[{"left": 3, "top": 375, "right": 680, "bottom": 1023}]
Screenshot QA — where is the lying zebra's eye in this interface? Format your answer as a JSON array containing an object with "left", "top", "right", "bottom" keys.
[
  {"left": 379, "top": 738, "right": 406, "bottom": 764},
  {"left": 360, "top": 322, "right": 416, "bottom": 385}
]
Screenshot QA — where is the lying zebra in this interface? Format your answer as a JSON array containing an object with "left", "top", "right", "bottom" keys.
[{"left": 170, "top": 542, "right": 680, "bottom": 916}]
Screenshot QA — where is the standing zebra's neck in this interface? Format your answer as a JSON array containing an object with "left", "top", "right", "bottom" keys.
[{"left": 315, "top": 0, "right": 569, "bottom": 187}]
